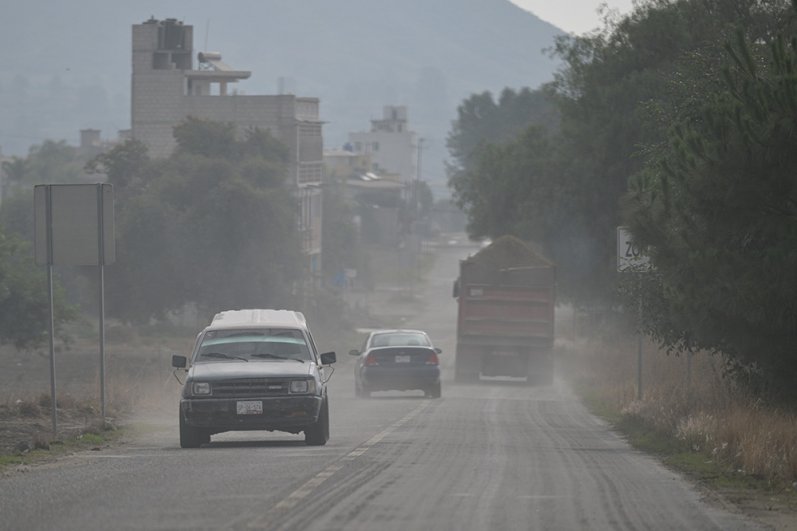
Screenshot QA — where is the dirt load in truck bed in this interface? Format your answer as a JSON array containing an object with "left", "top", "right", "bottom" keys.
[{"left": 463, "top": 235, "right": 552, "bottom": 269}]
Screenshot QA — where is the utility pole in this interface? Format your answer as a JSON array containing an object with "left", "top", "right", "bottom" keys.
[
  {"left": 413, "top": 137, "right": 424, "bottom": 214},
  {"left": 417, "top": 138, "right": 424, "bottom": 184},
  {"left": 407, "top": 137, "right": 425, "bottom": 298}
]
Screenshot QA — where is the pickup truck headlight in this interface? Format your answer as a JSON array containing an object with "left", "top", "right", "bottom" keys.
[
  {"left": 289, "top": 379, "right": 315, "bottom": 394},
  {"left": 192, "top": 382, "right": 211, "bottom": 395}
]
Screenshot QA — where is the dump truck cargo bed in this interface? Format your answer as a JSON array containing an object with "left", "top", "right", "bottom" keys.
[{"left": 453, "top": 236, "right": 555, "bottom": 383}]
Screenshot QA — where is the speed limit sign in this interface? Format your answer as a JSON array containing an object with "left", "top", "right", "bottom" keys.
[{"left": 617, "top": 226, "right": 651, "bottom": 272}]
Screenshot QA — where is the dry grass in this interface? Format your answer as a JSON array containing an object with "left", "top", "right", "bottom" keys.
[
  {"left": 0, "top": 331, "right": 192, "bottom": 455},
  {"left": 558, "top": 306, "right": 797, "bottom": 485}
]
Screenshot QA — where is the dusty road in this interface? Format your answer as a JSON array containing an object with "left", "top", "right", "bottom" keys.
[{"left": 0, "top": 241, "right": 764, "bottom": 530}]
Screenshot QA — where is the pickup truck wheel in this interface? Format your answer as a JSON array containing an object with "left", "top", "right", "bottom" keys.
[
  {"left": 305, "top": 398, "right": 329, "bottom": 446},
  {"left": 179, "top": 409, "right": 202, "bottom": 449}
]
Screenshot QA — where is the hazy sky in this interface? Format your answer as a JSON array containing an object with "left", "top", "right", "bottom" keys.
[{"left": 510, "top": 0, "right": 635, "bottom": 34}]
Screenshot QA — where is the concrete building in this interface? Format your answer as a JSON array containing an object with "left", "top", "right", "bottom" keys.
[
  {"left": 324, "top": 148, "right": 372, "bottom": 182},
  {"left": 323, "top": 148, "right": 405, "bottom": 247},
  {"left": 348, "top": 106, "right": 418, "bottom": 183},
  {"left": 130, "top": 17, "right": 324, "bottom": 274}
]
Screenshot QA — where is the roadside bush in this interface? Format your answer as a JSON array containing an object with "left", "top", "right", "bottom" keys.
[
  {"left": 559, "top": 305, "right": 797, "bottom": 484},
  {"left": 17, "top": 400, "right": 40, "bottom": 418}
]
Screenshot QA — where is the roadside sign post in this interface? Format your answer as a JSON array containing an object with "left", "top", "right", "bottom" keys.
[
  {"left": 34, "top": 184, "right": 115, "bottom": 432},
  {"left": 42, "top": 187, "right": 57, "bottom": 434},
  {"left": 617, "top": 226, "right": 651, "bottom": 401}
]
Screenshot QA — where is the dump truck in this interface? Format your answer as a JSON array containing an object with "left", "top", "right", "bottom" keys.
[{"left": 452, "top": 236, "right": 555, "bottom": 384}]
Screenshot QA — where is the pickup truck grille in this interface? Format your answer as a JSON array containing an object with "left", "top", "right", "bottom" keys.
[{"left": 212, "top": 379, "right": 290, "bottom": 398}]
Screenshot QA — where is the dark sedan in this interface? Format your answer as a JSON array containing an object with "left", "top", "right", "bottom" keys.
[{"left": 350, "top": 329, "right": 442, "bottom": 398}]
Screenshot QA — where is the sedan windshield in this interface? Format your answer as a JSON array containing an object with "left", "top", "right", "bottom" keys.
[{"left": 196, "top": 328, "right": 311, "bottom": 362}]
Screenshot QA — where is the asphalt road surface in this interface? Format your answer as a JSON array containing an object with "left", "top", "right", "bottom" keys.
[{"left": 0, "top": 240, "right": 763, "bottom": 530}]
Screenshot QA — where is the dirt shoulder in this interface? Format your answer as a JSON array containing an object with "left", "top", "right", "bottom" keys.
[
  {"left": 0, "top": 401, "right": 125, "bottom": 473},
  {"left": 724, "top": 489, "right": 797, "bottom": 531},
  {"left": 593, "top": 404, "right": 797, "bottom": 530}
]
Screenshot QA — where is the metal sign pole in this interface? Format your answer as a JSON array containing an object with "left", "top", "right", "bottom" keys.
[
  {"left": 97, "top": 184, "right": 107, "bottom": 420},
  {"left": 45, "top": 186, "right": 58, "bottom": 434},
  {"left": 637, "top": 292, "right": 643, "bottom": 401},
  {"left": 47, "top": 264, "right": 57, "bottom": 434},
  {"left": 618, "top": 227, "right": 652, "bottom": 402}
]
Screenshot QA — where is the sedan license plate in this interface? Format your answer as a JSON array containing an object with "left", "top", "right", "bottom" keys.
[
  {"left": 236, "top": 400, "right": 263, "bottom": 415},
  {"left": 395, "top": 355, "right": 411, "bottom": 363}
]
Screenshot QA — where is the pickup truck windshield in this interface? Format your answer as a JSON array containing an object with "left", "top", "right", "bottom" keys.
[{"left": 196, "top": 328, "right": 312, "bottom": 362}]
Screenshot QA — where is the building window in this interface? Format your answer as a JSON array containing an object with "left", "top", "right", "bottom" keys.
[
  {"left": 372, "top": 142, "right": 379, "bottom": 152},
  {"left": 299, "top": 163, "right": 323, "bottom": 184}
]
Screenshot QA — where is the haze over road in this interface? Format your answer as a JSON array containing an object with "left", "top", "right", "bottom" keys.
[{"left": 0, "top": 241, "right": 761, "bottom": 530}]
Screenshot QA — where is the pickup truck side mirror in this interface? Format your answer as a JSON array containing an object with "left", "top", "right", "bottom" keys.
[
  {"left": 348, "top": 349, "right": 360, "bottom": 356},
  {"left": 171, "top": 355, "right": 187, "bottom": 369},
  {"left": 320, "top": 351, "right": 337, "bottom": 365}
]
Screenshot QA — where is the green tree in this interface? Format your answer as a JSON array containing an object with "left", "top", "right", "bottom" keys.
[
  {"left": 0, "top": 138, "right": 106, "bottom": 317},
  {"left": 173, "top": 117, "right": 238, "bottom": 159},
  {"left": 0, "top": 226, "right": 75, "bottom": 349},
  {"left": 24, "top": 140, "right": 84, "bottom": 184},
  {"left": 449, "top": 127, "right": 557, "bottom": 241},
  {"left": 85, "top": 139, "right": 150, "bottom": 195},
  {"left": 446, "top": 87, "right": 559, "bottom": 175},
  {"left": 450, "top": 0, "right": 791, "bottom": 307},
  {"left": 1, "top": 156, "right": 28, "bottom": 197},
  {"left": 97, "top": 118, "right": 303, "bottom": 322},
  {"left": 624, "top": 14, "right": 797, "bottom": 398},
  {"left": 1, "top": 139, "right": 91, "bottom": 243}
]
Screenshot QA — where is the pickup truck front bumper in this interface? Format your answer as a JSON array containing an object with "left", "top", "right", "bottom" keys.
[{"left": 180, "top": 395, "right": 322, "bottom": 432}]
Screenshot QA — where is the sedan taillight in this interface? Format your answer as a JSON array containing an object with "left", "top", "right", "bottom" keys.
[
  {"left": 425, "top": 352, "right": 439, "bottom": 365},
  {"left": 365, "top": 353, "right": 379, "bottom": 366}
]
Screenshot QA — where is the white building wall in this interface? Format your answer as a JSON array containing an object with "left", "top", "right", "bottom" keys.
[
  {"left": 349, "top": 130, "right": 417, "bottom": 181},
  {"left": 348, "top": 105, "right": 417, "bottom": 182}
]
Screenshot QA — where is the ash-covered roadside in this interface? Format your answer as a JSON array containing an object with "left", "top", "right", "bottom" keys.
[
  {"left": 0, "top": 398, "right": 106, "bottom": 456},
  {"left": 0, "top": 334, "right": 192, "bottom": 459}
]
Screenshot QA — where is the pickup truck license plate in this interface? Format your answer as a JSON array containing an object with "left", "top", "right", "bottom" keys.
[
  {"left": 395, "top": 355, "right": 411, "bottom": 363},
  {"left": 237, "top": 400, "right": 263, "bottom": 415}
]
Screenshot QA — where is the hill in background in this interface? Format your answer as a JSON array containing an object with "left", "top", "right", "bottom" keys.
[{"left": 0, "top": 0, "right": 562, "bottom": 191}]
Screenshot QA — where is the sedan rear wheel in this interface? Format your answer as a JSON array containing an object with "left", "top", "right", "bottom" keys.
[{"left": 426, "top": 381, "right": 442, "bottom": 399}]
